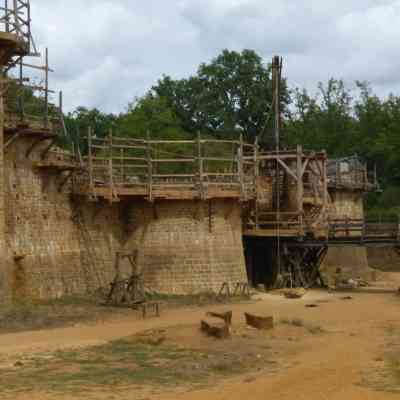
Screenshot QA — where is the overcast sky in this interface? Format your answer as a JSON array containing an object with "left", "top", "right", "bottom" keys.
[{"left": 28, "top": 0, "right": 400, "bottom": 113}]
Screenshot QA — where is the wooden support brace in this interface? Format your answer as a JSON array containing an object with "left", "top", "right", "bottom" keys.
[
  {"left": 58, "top": 170, "right": 73, "bottom": 192},
  {"left": 301, "top": 157, "right": 311, "bottom": 177},
  {"left": 277, "top": 158, "right": 298, "bottom": 181},
  {"left": 26, "top": 137, "right": 49, "bottom": 158},
  {"left": 4, "top": 132, "right": 20, "bottom": 150},
  {"left": 41, "top": 138, "right": 57, "bottom": 160}
]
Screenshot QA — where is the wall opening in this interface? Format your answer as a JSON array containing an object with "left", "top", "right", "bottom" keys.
[{"left": 244, "top": 238, "right": 278, "bottom": 289}]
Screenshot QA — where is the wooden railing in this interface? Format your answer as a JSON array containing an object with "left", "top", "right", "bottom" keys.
[
  {"left": 244, "top": 146, "right": 329, "bottom": 237},
  {"left": 329, "top": 217, "right": 400, "bottom": 242},
  {"left": 76, "top": 131, "right": 257, "bottom": 201},
  {"left": 327, "top": 158, "right": 378, "bottom": 191}
]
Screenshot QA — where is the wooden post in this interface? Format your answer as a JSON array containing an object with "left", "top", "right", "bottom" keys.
[
  {"left": 59, "top": 91, "right": 63, "bottom": 113},
  {"left": 272, "top": 55, "right": 281, "bottom": 150},
  {"left": 44, "top": 47, "right": 49, "bottom": 128},
  {"left": 108, "top": 129, "right": 113, "bottom": 202},
  {"left": 120, "top": 147, "right": 124, "bottom": 184},
  {"left": 88, "top": 127, "right": 93, "bottom": 189},
  {"left": 254, "top": 137, "right": 259, "bottom": 229},
  {"left": 296, "top": 145, "right": 304, "bottom": 232},
  {"left": 336, "top": 160, "right": 340, "bottom": 188},
  {"left": 18, "top": 58, "right": 24, "bottom": 122},
  {"left": 397, "top": 215, "right": 400, "bottom": 242},
  {"left": 146, "top": 130, "right": 153, "bottom": 202},
  {"left": 197, "top": 131, "right": 204, "bottom": 199},
  {"left": 12, "top": 0, "right": 20, "bottom": 34},
  {"left": 322, "top": 151, "right": 328, "bottom": 218},
  {"left": 59, "top": 91, "right": 68, "bottom": 137},
  {"left": 238, "top": 133, "right": 244, "bottom": 199},
  {"left": 5, "top": 0, "right": 9, "bottom": 33}
]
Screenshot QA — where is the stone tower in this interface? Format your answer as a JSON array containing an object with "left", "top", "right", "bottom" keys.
[{"left": 0, "top": 1, "right": 34, "bottom": 301}]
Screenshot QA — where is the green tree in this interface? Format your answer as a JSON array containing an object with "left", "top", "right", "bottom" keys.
[
  {"left": 286, "top": 79, "right": 355, "bottom": 157},
  {"left": 117, "top": 94, "right": 188, "bottom": 140},
  {"left": 154, "top": 49, "right": 290, "bottom": 143},
  {"left": 63, "top": 107, "right": 117, "bottom": 154}
]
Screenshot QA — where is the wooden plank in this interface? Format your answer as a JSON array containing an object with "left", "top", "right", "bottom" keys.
[
  {"left": 202, "top": 157, "right": 235, "bottom": 162},
  {"left": 146, "top": 130, "right": 153, "bottom": 202},
  {"left": 151, "top": 158, "right": 195, "bottom": 163}
]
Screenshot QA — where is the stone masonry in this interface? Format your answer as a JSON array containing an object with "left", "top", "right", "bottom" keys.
[
  {"left": 0, "top": 136, "right": 247, "bottom": 302},
  {"left": 123, "top": 199, "right": 247, "bottom": 294},
  {"left": 3, "top": 137, "right": 121, "bottom": 300}
]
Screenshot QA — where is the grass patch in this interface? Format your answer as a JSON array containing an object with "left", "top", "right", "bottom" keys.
[
  {"left": 146, "top": 291, "right": 251, "bottom": 307},
  {"left": 0, "top": 296, "right": 123, "bottom": 334},
  {"left": 0, "top": 334, "right": 258, "bottom": 395},
  {"left": 362, "top": 325, "right": 400, "bottom": 393},
  {"left": 0, "top": 291, "right": 251, "bottom": 335},
  {"left": 279, "top": 318, "right": 325, "bottom": 335}
]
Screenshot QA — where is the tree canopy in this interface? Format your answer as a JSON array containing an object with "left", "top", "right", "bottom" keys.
[
  {"left": 58, "top": 49, "right": 400, "bottom": 216},
  {"left": 153, "top": 49, "right": 290, "bottom": 142}
]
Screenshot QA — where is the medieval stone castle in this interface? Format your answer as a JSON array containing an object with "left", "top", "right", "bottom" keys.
[{"left": 0, "top": 2, "right": 395, "bottom": 304}]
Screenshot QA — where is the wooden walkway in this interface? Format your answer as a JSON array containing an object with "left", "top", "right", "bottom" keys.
[{"left": 73, "top": 132, "right": 257, "bottom": 202}]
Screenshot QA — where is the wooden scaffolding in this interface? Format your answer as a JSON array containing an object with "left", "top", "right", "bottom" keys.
[{"left": 74, "top": 130, "right": 257, "bottom": 202}]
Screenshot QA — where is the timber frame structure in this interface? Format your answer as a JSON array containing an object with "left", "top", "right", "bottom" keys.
[
  {"left": 73, "top": 130, "right": 257, "bottom": 202},
  {"left": 244, "top": 146, "right": 329, "bottom": 239},
  {"left": 0, "top": 1, "right": 76, "bottom": 193}
]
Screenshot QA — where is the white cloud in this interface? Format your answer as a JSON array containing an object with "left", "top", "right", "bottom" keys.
[{"left": 17, "top": 0, "right": 400, "bottom": 112}]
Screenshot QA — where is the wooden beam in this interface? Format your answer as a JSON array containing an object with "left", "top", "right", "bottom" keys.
[
  {"left": 146, "top": 130, "right": 153, "bottom": 202},
  {"left": 58, "top": 170, "right": 73, "bottom": 192},
  {"left": 198, "top": 131, "right": 204, "bottom": 200},
  {"left": 88, "top": 127, "right": 93, "bottom": 189},
  {"left": 40, "top": 138, "right": 56, "bottom": 159},
  {"left": 297, "top": 145, "right": 304, "bottom": 230},
  {"left": 4, "top": 132, "right": 20, "bottom": 149},
  {"left": 25, "top": 136, "right": 49, "bottom": 157},
  {"left": 277, "top": 158, "right": 298, "bottom": 182}
]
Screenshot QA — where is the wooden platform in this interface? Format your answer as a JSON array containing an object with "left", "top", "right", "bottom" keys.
[
  {"left": 243, "top": 228, "right": 304, "bottom": 238},
  {"left": 0, "top": 32, "right": 28, "bottom": 66},
  {"left": 75, "top": 184, "right": 243, "bottom": 201},
  {"left": 33, "top": 160, "right": 80, "bottom": 172}
]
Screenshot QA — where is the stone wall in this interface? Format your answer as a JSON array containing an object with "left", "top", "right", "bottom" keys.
[
  {"left": 123, "top": 199, "right": 247, "bottom": 294},
  {"left": 321, "top": 247, "right": 372, "bottom": 284},
  {"left": 329, "top": 190, "right": 364, "bottom": 221},
  {"left": 322, "top": 188, "right": 370, "bottom": 281},
  {"left": 0, "top": 136, "right": 248, "bottom": 302},
  {"left": 367, "top": 247, "right": 400, "bottom": 272},
  {"left": 0, "top": 98, "right": 10, "bottom": 303},
  {"left": 2, "top": 137, "right": 121, "bottom": 300}
]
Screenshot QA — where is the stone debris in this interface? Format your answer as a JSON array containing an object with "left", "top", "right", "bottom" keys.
[
  {"left": 200, "top": 320, "right": 231, "bottom": 339},
  {"left": 206, "top": 311, "right": 233, "bottom": 326},
  {"left": 244, "top": 313, "right": 274, "bottom": 330}
]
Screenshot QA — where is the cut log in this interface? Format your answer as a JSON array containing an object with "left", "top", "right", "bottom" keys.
[
  {"left": 206, "top": 311, "right": 233, "bottom": 326},
  {"left": 200, "top": 320, "right": 231, "bottom": 339},
  {"left": 245, "top": 313, "right": 274, "bottom": 330}
]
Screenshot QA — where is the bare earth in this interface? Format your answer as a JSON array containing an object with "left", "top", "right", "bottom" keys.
[{"left": 1, "top": 273, "right": 400, "bottom": 400}]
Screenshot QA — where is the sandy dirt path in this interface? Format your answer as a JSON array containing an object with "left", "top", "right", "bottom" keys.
[{"left": 1, "top": 288, "right": 400, "bottom": 400}]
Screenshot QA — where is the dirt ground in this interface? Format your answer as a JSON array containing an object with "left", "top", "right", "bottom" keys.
[{"left": 1, "top": 272, "right": 400, "bottom": 400}]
